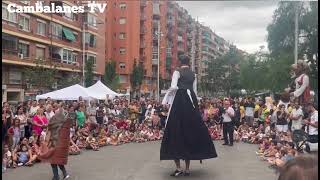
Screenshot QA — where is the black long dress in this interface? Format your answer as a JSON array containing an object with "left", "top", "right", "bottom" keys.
[{"left": 160, "top": 68, "right": 217, "bottom": 160}]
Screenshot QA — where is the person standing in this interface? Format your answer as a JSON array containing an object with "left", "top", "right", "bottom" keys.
[
  {"left": 303, "top": 103, "right": 318, "bottom": 152},
  {"left": 289, "top": 100, "right": 304, "bottom": 131},
  {"left": 276, "top": 105, "right": 289, "bottom": 133},
  {"left": 38, "top": 103, "right": 71, "bottom": 180},
  {"left": 244, "top": 97, "right": 255, "bottom": 127},
  {"left": 45, "top": 104, "right": 55, "bottom": 122},
  {"left": 15, "top": 106, "right": 28, "bottom": 139},
  {"left": 290, "top": 60, "right": 311, "bottom": 106},
  {"left": 86, "top": 101, "right": 97, "bottom": 125},
  {"left": 222, "top": 100, "right": 235, "bottom": 146},
  {"left": 160, "top": 55, "right": 217, "bottom": 177}
]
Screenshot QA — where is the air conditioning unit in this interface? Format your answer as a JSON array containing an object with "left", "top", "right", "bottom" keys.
[
  {"left": 18, "top": 24, "right": 24, "bottom": 29},
  {"left": 52, "top": 82, "right": 58, "bottom": 89},
  {"left": 18, "top": 53, "right": 24, "bottom": 59}
]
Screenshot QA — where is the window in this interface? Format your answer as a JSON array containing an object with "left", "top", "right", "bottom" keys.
[
  {"left": 119, "top": 17, "right": 126, "bottom": 25},
  {"left": 63, "top": 3, "right": 74, "bottom": 20},
  {"left": 85, "top": 13, "right": 97, "bottom": 27},
  {"left": 20, "top": 1, "right": 30, "bottom": 5},
  {"left": 119, "top": 48, "right": 126, "bottom": 55},
  {"left": 37, "top": 20, "right": 46, "bottom": 36},
  {"left": 36, "top": 47, "right": 45, "bottom": 60},
  {"left": 9, "top": 69, "right": 22, "bottom": 84},
  {"left": 119, "top": 3, "right": 126, "bottom": 10},
  {"left": 72, "top": 53, "right": 77, "bottom": 63},
  {"left": 2, "top": 3, "right": 17, "bottom": 22},
  {"left": 18, "top": 15, "right": 30, "bottom": 31},
  {"left": 119, "top": 62, "right": 126, "bottom": 69},
  {"left": 62, "top": 49, "right": 75, "bottom": 64},
  {"left": 119, "top": 32, "right": 126, "bottom": 40},
  {"left": 119, "top": 75, "right": 127, "bottom": 83},
  {"left": 51, "top": 22, "right": 62, "bottom": 39},
  {"left": 18, "top": 42, "right": 29, "bottom": 58},
  {"left": 2, "top": 33, "right": 17, "bottom": 52},
  {"left": 85, "top": 53, "right": 97, "bottom": 67},
  {"left": 85, "top": 33, "right": 96, "bottom": 47}
]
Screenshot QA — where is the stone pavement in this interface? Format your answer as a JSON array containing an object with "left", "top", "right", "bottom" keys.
[{"left": 2, "top": 141, "right": 277, "bottom": 180}]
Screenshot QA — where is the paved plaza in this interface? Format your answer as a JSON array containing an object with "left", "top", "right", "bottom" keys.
[{"left": 2, "top": 141, "right": 277, "bottom": 180}]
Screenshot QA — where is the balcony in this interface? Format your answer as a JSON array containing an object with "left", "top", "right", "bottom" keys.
[
  {"left": 140, "top": 27, "right": 147, "bottom": 35},
  {"left": 167, "top": 8, "right": 174, "bottom": 15},
  {"left": 140, "top": 42, "right": 146, "bottom": 49},
  {"left": 140, "top": 55, "right": 146, "bottom": 61},
  {"left": 177, "top": 36, "right": 184, "bottom": 42},
  {"left": 140, "top": 15, "right": 147, "bottom": 21},
  {"left": 177, "top": 27, "right": 184, "bottom": 35},
  {"left": 152, "top": 59, "right": 158, "bottom": 65},
  {"left": 167, "top": 19, "right": 175, "bottom": 26},
  {"left": 177, "top": 46, "right": 184, "bottom": 52},
  {"left": 140, "top": 0, "right": 147, "bottom": 7},
  {"left": 153, "top": 3, "right": 160, "bottom": 19}
]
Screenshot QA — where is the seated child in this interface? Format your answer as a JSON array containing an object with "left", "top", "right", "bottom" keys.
[
  {"left": 69, "top": 136, "right": 81, "bottom": 155},
  {"left": 234, "top": 129, "right": 240, "bottom": 142},
  {"left": 76, "top": 136, "right": 87, "bottom": 149},
  {"left": 2, "top": 144, "right": 12, "bottom": 171},
  {"left": 86, "top": 134, "right": 99, "bottom": 151},
  {"left": 98, "top": 128, "right": 108, "bottom": 146},
  {"left": 109, "top": 134, "right": 119, "bottom": 146},
  {"left": 28, "top": 136, "right": 40, "bottom": 165},
  {"left": 16, "top": 145, "right": 31, "bottom": 167}
]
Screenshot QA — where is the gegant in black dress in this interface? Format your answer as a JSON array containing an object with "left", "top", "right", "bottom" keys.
[{"left": 160, "top": 67, "right": 217, "bottom": 161}]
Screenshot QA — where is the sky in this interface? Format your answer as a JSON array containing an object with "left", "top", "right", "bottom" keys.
[{"left": 177, "top": 1, "right": 279, "bottom": 54}]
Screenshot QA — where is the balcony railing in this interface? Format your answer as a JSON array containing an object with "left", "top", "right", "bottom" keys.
[
  {"left": 140, "top": 27, "right": 147, "bottom": 34},
  {"left": 140, "top": 15, "right": 147, "bottom": 21},
  {"left": 140, "top": 42, "right": 146, "bottom": 48},
  {"left": 167, "top": 19, "right": 175, "bottom": 26},
  {"left": 167, "top": 8, "right": 174, "bottom": 15},
  {"left": 140, "top": 0, "right": 147, "bottom": 7},
  {"left": 152, "top": 59, "right": 158, "bottom": 65},
  {"left": 177, "top": 46, "right": 184, "bottom": 52},
  {"left": 177, "top": 36, "right": 184, "bottom": 42}
]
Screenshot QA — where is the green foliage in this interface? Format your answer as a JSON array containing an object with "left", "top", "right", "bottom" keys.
[
  {"left": 24, "top": 59, "right": 57, "bottom": 91},
  {"left": 58, "top": 73, "right": 81, "bottom": 89},
  {"left": 202, "top": 46, "right": 242, "bottom": 96},
  {"left": 267, "top": 1, "right": 318, "bottom": 89},
  {"left": 103, "top": 61, "right": 120, "bottom": 90},
  {"left": 85, "top": 59, "right": 94, "bottom": 87},
  {"left": 130, "top": 61, "right": 144, "bottom": 91}
]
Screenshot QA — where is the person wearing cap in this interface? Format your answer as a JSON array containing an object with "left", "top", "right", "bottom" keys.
[{"left": 160, "top": 55, "right": 217, "bottom": 177}]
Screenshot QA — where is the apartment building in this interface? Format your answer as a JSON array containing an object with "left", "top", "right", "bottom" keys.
[
  {"left": 195, "top": 23, "right": 230, "bottom": 79},
  {"left": 106, "top": 0, "right": 194, "bottom": 96},
  {"left": 2, "top": 1, "right": 106, "bottom": 102}
]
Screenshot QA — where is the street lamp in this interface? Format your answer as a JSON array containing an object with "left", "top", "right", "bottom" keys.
[{"left": 155, "top": 20, "right": 164, "bottom": 102}]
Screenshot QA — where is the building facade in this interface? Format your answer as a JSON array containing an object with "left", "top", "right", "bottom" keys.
[{"left": 2, "top": 0, "right": 106, "bottom": 103}]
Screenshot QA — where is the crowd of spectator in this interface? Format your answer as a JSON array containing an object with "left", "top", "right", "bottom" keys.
[{"left": 2, "top": 93, "right": 318, "bottom": 173}]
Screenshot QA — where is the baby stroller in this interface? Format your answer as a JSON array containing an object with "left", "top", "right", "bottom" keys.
[{"left": 292, "top": 129, "right": 309, "bottom": 153}]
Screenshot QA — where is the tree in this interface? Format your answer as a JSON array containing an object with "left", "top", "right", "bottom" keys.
[
  {"left": 130, "top": 61, "right": 144, "bottom": 97},
  {"left": 85, "top": 59, "right": 94, "bottom": 87},
  {"left": 102, "top": 61, "right": 120, "bottom": 90},
  {"left": 24, "top": 59, "right": 57, "bottom": 92},
  {"left": 267, "top": 1, "right": 318, "bottom": 89},
  {"left": 58, "top": 73, "right": 81, "bottom": 89}
]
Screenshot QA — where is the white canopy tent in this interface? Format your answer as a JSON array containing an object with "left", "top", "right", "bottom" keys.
[
  {"left": 86, "top": 80, "right": 125, "bottom": 100},
  {"left": 36, "top": 84, "right": 94, "bottom": 101}
]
